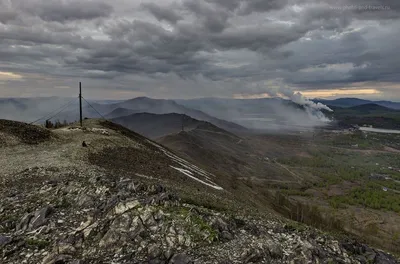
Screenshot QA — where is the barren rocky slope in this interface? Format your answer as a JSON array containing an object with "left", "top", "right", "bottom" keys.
[{"left": 0, "top": 119, "right": 398, "bottom": 264}]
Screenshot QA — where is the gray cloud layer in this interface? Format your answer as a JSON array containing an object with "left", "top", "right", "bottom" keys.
[{"left": 0, "top": 0, "right": 399, "bottom": 99}]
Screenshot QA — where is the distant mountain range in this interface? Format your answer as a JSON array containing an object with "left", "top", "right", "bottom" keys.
[
  {"left": 313, "top": 98, "right": 400, "bottom": 110},
  {"left": 1, "top": 96, "right": 400, "bottom": 132}
]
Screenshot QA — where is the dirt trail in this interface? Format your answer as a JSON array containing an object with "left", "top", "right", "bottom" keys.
[
  {"left": 383, "top": 146, "right": 400, "bottom": 153},
  {"left": 272, "top": 160, "right": 303, "bottom": 183}
]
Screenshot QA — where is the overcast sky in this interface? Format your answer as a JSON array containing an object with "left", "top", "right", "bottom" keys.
[{"left": 0, "top": 0, "right": 399, "bottom": 100}]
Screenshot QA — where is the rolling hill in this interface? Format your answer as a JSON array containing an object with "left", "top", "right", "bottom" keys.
[
  {"left": 104, "top": 107, "right": 137, "bottom": 119},
  {"left": 111, "top": 112, "right": 226, "bottom": 139},
  {"left": 112, "top": 112, "right": 303, "bottom": 187},
  {"left": 348, "top": 103, "right": 398, "bottom": 114},
  {"left": 314, "top": 98, "right": 400, "bottom": 110},
  {"left": 157, "top": 124, "right": 304, "bottom": 188},
  {"left": 107, "top": 97, "right": 247, "bottom": 134}
]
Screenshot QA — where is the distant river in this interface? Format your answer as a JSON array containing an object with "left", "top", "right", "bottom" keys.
[{"left": 359, "top": 127, "right": 400, "bottom": 134}]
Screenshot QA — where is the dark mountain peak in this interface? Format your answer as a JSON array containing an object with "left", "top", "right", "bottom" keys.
[
  {"left": 111, "top": 111, "right": 240, "bottom": 140},
  {"left": 111, "top": 112, "right": 207, "bottom": 139},
  {"left": 126, "top": 96, "right": 177, "bottom": 103},
  {"left": 313, "top": 98, "right": 371, "bottom": 107},
  {"left": 117, "top": 96, "right": 183, "bottom": 110}
]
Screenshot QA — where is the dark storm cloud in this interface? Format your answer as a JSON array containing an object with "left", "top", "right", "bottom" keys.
[
  {"left": 18, "top": 0, "right": 113, "bottom": 22},
  {"left": 0, "top": 24, "right": 99, "bottom": 48},
  {"left": 182, "top": 0, "right": 230, "bottom": 32},
  {"left": 237, "top": 0, "right": 289, "bottom": 15},
  {"left": 298, "top": 4, "right": 353, "bottom": 30},
  {"left": 141, "top": 3, "right": 183, "bottom": 24},
  {"left": 0, "top": 10, "right": 17, "bottom": 24},
  {"left": 204, "top": 0, "right": 242, "bottom": 11},
  {"left": 0, "top": 0, "right": 400, "bottom": 99}
]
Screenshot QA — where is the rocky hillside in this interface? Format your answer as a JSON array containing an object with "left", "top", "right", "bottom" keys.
[
  {"left": 157, "top": 126, "right": 304, "bottom": 189},
  {"left": 0, "top": 119, "right": 398, "bottom": 263}
]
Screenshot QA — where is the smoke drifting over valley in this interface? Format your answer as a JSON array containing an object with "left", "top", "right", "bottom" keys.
[
  {"left": 265, "top": 87, "right": 334, "bottom": 125},
  {"left": 174, "top": 87, "right": 335, "bottom": 132},
  {"left": 177, "top": 97, "right": 333, "bottom": 133}
]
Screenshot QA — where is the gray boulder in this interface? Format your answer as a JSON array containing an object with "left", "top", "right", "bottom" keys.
[{"left": 16, "top": 206, "right": 54, "bottom": 232}]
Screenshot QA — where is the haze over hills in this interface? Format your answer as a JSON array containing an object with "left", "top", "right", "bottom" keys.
[
  {"left": 111, "top": 112, "right": 223, "bottom": 139},
  {"left": 106, "top": 97, "right": 248, "bottom": 134},
  {"left": 177, "top": 97, "right": 400, "bottom": 130},
  {"left": 0, "top": 96, "right": 247, "bottom": 134},
  {"left": 1, "top": 96, "right": 400, "bottom": 133},
  {"left": 176, "top": 97, "right": 332, "bottom": 131}
]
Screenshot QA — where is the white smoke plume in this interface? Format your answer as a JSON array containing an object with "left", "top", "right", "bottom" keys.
[
  {"left": 262, "top": 86, "right": 333, "bottom": 123},
  {"left": 278, "top": 87, "right": 333, "bottom": 112}
]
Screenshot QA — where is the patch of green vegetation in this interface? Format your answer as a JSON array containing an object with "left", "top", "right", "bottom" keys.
[
  {"left": 330, "top": 185, "right": 400, "bottom": 212},
  {"left": 26, "top": 238, "right": 51, "bottom": 249},
  {"left": 280, "top": 189, "right": 312, "bottom": 197},
  {"left": 329, "top": 199, "right": 349, "bottom": 209},
  {"left": 190, "top": 214, "right": 218, "bottom": 242},
  {"left": 374, "top": 180, "right": 400, "bottom": 191},
  {"left": 170, "top": 206, "right": 218, "bottom": 243},
  {"left": 324, "top": 131, "right": 381, "bottom": 149},
  {"left": 392, "top": 232, "right": 400, "bottom": 243},
  {"left": 180, "top": 194, "right": 232, "bottom": 212},
  {"left": 284, "top": 221, "right": 308, "bottom": 233},
  {"left": 55, "top": 197, "right": 72, "bottom": 209},
  {"left": 278, "top": 155, "right": 334, "bottom": 168},
  {"left": 0, "top": 213, "right": 19, "bottom": 232},
  {"left": 279, "top": 142, "right": 400, "bottom": 190}
]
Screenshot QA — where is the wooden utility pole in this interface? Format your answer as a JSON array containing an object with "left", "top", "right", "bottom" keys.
[{"left": 79, "top": 82, "right": 83, "bottom": 127}]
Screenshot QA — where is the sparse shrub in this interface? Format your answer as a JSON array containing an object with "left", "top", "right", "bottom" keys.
[
  {"left": 26, "top": 238, "right": 51, "bottom": 249},
  {"left": 271, "top": 192, "right": 344, "bottom": 232},
  {"left": 45, "top": 119, "right": 70, "bottom": 129},
  {"left": 329, "top": 185, "right": 400, "bottom": 213}
]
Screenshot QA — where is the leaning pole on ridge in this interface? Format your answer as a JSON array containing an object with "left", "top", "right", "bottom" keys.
[{"left": 79, "top": 82, "right": 83, "bottom": 127}]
